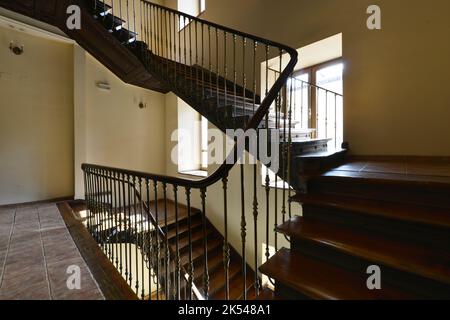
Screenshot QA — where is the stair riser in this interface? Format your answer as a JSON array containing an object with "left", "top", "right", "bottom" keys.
[
  {"left": 302, "top": 204, "right": 450, "bottom": 250},
  {"left": 309, "top": 179, "right": 450, "bottom": 209},
  {"left": 291, "top": 238, "right": 450, "bottom": 299}
]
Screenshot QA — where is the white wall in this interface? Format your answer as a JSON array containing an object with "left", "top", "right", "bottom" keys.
[{"left": 0, "top": 25, "right": 74, "bottom": 205}]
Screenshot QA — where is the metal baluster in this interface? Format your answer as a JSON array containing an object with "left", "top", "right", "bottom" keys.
[
  {"left": 185, "top": 187, "right": 194, "bottom": 300},
  {"left": 83, "top": 169, "right": 89, "bottom": 230},
  {"left": 153, "top": 180, "right": 160, "bottom": 299},
  {"left": 112, "top": 171, "right": 118, "bottom": 268},
  {"left": 242, "top": 37, "right": 247, "bottom": 127},
  {"left": 200, "top": 188, "right": 209, "bottom": 299},
  {"left": 274, "top": 50, "right": 283, "bottom": 252},
  {"left": 117, "top": 172, "right": 123, "bottom": 275},
  {"left": 288, "top": 79, "right": 294, "bottom": 219},
  {"left": 282, "top": 72, "right": 290, "bottom": 224},
  {"left": 126, "top": 0, "right": 130, "bottom": 45},
  {"left": 178, "top": 13, "right": 182, "bottom": 89},
  {"left": 96, "top": 169, "right": 102, "bottom": 249},
  {"left": 122, "top": 173, "right": 129, "bottom": 284},
  {"left": 264, "top": 45, "right": 271, "bottom": 262},
  {"left": 189, "top": 18, "right": 193, "bottom": 92},
  {"left": 127, "top": 174, "right": 133, "bottom": 286},
  {"left": 233, "top": 34, "right": 237, "bottom": 129},
  {"left": 222, "top": 176, "right": 230, "bottom": 300},
  {"left": 163, "top": 183, "right": 169, "bottom": 300},
  {"left": 184, "top": 17, "right": 188, "bottom": 91},
  {"left": 335, "top": 94, "right": 338, "bottom": 149},
  {"left": 201, "top": 23, "right": 205, "bottom": 98},
  {"left": 145, "top": 178, "right": 152, "bottom": 300},
  {"left": 195, "top": 21, "right": 199, "bottom": 89},
  {"left": 208, "top": 26, "right": 212, "bottom": 100},
  {"left": 223, "top": 32, "right": 228, "bottom": 107},
  {"left": 110, "top": 0, "right": 115, "bottom": 33},
  {"left": 138, "top": 177, "right": 145, "bottom": 299},
  {"left": 173, "top": 12, "right": 177, "bottom": 86},
  {"left": 165, "top": 10, "right": 169, "bottom": 77},
  {"left": 215, "top": 28, "right": 219, "bottom": 108},
  {"left": 101, "top": 169, "right": 108, "bottom": 255},
  {"left": 325, "top": 90, "right": 328, "bottom": 141},
  {"left": 252, "top": 40, "right": 260, "bottom": 296},
  {"left": 173, "top": 185, "right": 181, "bottom": 300},
  {"left": 168, "top": 11, "right": 172, "bottom": 79},
  {"left": 132, "top": 0, "right": 136, "bottom": 42},
  {"left": 240, "top": 163, "right": 247, "bottom": 299}
]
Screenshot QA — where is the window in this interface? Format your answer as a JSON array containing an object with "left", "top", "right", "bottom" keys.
[
  {"left": 178, "top": 0, "right": 206, "bottom": 30},
  {"left": 199, "top": 0, "right": 206, "bottom": 14},
  {"left": 200, "top": 115, "right": 208, "bottom": 170},
  {"left": 177, "top": 100, "right": 208, "bottom": 177},
  {"left": 290, "top": 58, "right": 344, "bottom": 148}
]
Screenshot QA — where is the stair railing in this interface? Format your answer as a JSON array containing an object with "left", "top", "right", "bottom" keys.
[{"left": 82, "top": 0, "right": 298, "bottom": 300}]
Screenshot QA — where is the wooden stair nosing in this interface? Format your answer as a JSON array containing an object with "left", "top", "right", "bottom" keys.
[
  {"left": 277, "top": 217, "right": 450, "bottom": 286},
  {"left": 259, "top": 248, "right": 413, "bottom": 300},
  {"left": 294, "top": 193, "right": 450, "bottom": 229}
]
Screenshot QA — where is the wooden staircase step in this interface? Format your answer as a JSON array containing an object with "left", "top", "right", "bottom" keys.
[
  {"left": 207, "top": 259, "right": 242, "bottom": 297},
  {"left": 249, "top": 287, "right": 276, "bottom": 300},
  {"left": 310, "top": 169, "right": 450, "bottom": 209},
  {"left": 148, "top": 199, "right": 202, "bottom": 227},
  {"left": 180, "top": 237, "right": 222, "bottom": 267},
  {"left": 176, "top": 228, "right": 215, "bottom": 253},
  {"left": 259, "top": 248, "right": 412, "bottom": 300},
  {"left": 167, "top": 216, "right": 203, "bottom": 240},
  {"left": 210, "top": 267, "right": 255, "bottom": 300},
  {"left": 294, "top": 193, "right": 450, "bottom": 229},
  {"left": 277, "top": 217, "right": 450, "bottom": 286}
]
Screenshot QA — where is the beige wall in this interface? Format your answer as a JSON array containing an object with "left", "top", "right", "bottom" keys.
[
  {"left": 73, "top": 49, "right": 167, "bottom": 199},
  {"left": 166, "top": 0, "right": 450, "bottom": 156},
  {"left": 0, "top": 26, "right": 74, "bottom": 205}
]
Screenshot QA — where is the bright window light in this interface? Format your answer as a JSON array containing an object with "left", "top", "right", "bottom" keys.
[{"left": 200, "top": 0, "right": 206, "bottom": 13}]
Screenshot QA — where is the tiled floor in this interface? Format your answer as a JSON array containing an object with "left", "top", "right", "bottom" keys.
[{"left": 0, "top": 203, "right": 104, "bottom": 300}]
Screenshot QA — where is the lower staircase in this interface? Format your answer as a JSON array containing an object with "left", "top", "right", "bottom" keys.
[
  {"left": 145, "top": 200, "right": 256, "bottom": 300},
  {"left": 260, "top": 160, "right": 450, "bottom": 299}
]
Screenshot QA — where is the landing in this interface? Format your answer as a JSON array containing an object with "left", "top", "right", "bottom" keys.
[
  {"left": 323, "top": 158, "right": 450, "bottom": 185},
  {"left": 0, "top": 202, "right": 104, "bottom": 300}
]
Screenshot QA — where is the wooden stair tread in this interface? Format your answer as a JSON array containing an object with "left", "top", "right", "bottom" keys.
[
  {"left": 207, "top": 259, "right": 242, "bottom": 296},
  {"left": 319, "top": 170, "right": 450, "bottom": 192},
  {"left": 250, "top": 287, "right": 276, "bottom": 300},
  {"left": 211, "top": 268, "right": 255, "bottom": 300},
  {"left": 180, "top": 237, "right": 222, "bottom": 267},
  {"left": 294, "top": 193, "right": 450, "bottom": 229},
  {"left": 148, "top": 199, "right": 201, "bottom": 227},
  {"left": 175, "top": 228, "right": 215, "bottom": 252},
  {"left": 167, "top": 216, "right": 202, "bottom": 240},
  {"left": 259, "top": 248, "right": 412, "bottom": 300},
  {"left": 277, "top": 217, "right": 450, "bottom": 285}
]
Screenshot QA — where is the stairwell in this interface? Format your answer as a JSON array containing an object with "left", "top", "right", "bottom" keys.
[{"left": 2, "top": 0, "right": 450, "bottom": 301}]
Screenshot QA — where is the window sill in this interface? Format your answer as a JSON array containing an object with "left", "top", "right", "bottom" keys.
[
  {"left": 262, "top": 181, "right": 292, "bottom": 190},
  {"left": 179, "top": 170, "right": 208, "bottom": 178}
]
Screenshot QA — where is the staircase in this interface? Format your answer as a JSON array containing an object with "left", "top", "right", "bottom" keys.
[
  {"left": 143, "top": 200, "right": 255, "bottom": 300},
  {"left": 261, "top": 160, "right": 450, "bottom": 299},
  {"left": 3, "top": 0, "right": 449, "bottom": 301}
]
